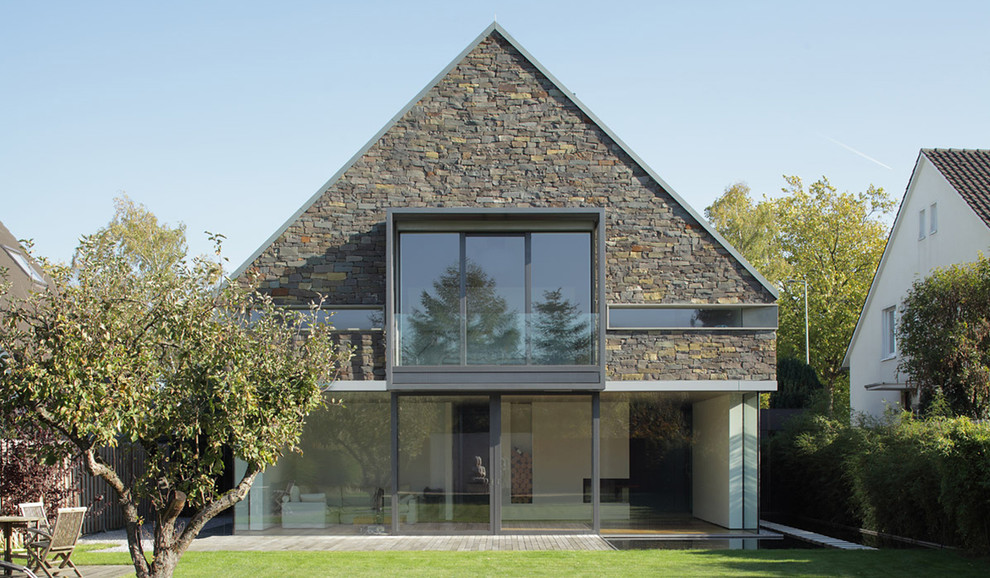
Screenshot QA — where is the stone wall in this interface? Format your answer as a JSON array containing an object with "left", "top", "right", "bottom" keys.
[{"left": 242, "top": 31, "right": 775, "bottom": 382}]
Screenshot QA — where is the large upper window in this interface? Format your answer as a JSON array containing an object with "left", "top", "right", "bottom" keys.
[{"left": 397, "top": 231, "right": 595, "bottom": 366}]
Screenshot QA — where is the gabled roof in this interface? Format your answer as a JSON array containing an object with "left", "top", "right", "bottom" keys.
[
  {"left": 232, "top": 23, "right": 777, "bottom": 299},
  {"left": 921, "top": 149, "right": 990, "bottom": 228},
  {"left": 841, "top": 148, "right": 990, "bottom": 369}
]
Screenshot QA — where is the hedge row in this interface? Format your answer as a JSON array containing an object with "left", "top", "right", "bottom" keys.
[{"left": 765, "top": 413, "right": 990, "bottom": 552}]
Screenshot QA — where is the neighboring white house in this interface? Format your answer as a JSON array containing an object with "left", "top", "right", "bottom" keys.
[{"left": 845, "top": 149, "right": 990, "bottom": 417}]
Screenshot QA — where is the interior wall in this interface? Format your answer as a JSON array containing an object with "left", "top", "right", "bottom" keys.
[
  {"left": 532, "top": 399, "right": 591, "bottom": 504},
  {"left": 692, "top": 395, "right": 731, "bottom": 527},
  {"left": 600, "top": 398, "right": 630, "bottom": 480}
]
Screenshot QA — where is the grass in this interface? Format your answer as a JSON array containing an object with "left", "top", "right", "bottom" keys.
[{"left": 73, "top": 546, "right": 990, "bottom": 577}]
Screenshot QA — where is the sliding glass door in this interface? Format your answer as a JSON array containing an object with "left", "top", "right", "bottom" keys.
[{"left": 397, "top": 396, "right": 491, "bottom": 533}]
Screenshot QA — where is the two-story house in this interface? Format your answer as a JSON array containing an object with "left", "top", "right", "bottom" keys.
[
  {"left": 844, "top": 149, "right": 990, "bottom": 417},
  {"left": 231, "top": 23, "right": 777, "bottom": 538}
]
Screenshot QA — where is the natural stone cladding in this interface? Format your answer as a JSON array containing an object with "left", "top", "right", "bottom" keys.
[{"left": 241, "top": 30, "right": 775, "bottom": 382}]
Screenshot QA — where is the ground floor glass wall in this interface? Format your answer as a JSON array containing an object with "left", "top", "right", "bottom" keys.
[
  {"left": 234, "top": 392, "right": 391, "bottom": 534},
  {"left": 501, "top": 395, "right": 592, "bottom": 531},
  {"left": 397, "top": 395, "right": 491, "bottom": 534},
  {"left": 234, "top": 391, "right": 758, "bottom": 535},
  {"left": 599, "top": 392, "right": 694, "bottom": 533}
]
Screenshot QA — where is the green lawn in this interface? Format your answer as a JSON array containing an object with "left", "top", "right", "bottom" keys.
[{"left": 75, "top": 546, "right": 990, "bottom": 577}]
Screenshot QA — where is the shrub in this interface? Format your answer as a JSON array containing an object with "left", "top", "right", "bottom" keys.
[
  {"left": 0, "top": 418, "right": 77, "bottom": 519},
  {"left": 769, "top": 412, "right": 990, "bottom": 552}
]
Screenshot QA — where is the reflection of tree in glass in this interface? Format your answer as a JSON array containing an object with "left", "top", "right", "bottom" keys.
[
  {"left": 532, "top": 288, "right": 591, "bottom": 365},
  {"left": 404, "top": 262, "right": 521, "bottom": 364},
  {"left": 465, "top": 262, "right": 521, "bottom": 364},
  {"left": 403, "top": 263, "right": 462, "bottom": 364},
  {"left": 287, "top": 395, "right": 434, "bottom": 500},
  {"left": 691, "top": 308, "right": 740, "bottom": 328}
]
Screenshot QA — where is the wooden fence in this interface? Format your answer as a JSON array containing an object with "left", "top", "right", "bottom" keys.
[{"left": 72, "top": 443, "right": 152, "bottom": 535}]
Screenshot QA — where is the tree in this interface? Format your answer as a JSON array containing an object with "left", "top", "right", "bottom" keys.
[
  {"left": 770, "top": 357, "right": 825, "bottom": 409},
  {"left": 706, "top": 177, "right": 894, "bottom": 411},
  {"left": 898, "top": 256, "right": 990, "bottom": 420},
  {"left": 0, "top": 201, "right": 351, "bottom": 578},
  {"left": 704, "top": 182, "right": 785, "bottom": 281}
]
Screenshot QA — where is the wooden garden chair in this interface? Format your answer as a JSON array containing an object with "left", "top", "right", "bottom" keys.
[
  {"left": 24, "top": 507, "right": 86, "bottom": 578},
  {"left": 10, "top": 502, "right": 49, "bottom": 565}
]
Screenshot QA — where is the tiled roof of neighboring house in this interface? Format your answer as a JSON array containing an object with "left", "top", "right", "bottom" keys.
[{"left": 922, "top": 148, "right": 990, "bottom": 229}]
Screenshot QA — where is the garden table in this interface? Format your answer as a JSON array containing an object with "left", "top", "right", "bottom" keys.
[{"left": 0, "top": 516, "right": 40, "bottom": 577}]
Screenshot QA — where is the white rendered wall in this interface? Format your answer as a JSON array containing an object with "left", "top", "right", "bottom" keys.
[
  {"left": 692, "top": 393, "right": 757, "bottom": 529},
  {"left": 692, "top": 395, "right": 731, "bottom": 527},
  {"left": 849, "top": 157, "right": 990, "bottom": 417}
]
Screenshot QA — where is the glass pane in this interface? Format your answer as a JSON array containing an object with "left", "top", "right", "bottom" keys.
[
  {"left": 398, "top": 396, "right": 490, "bottom": 533},
  {"left": 398, "top": 233, "right": 461, "bottom": 365},
  {"left": 465, "top": 235, "right": 525, "bottom": 365},
  {"left": 741, "top": 306, "right": 777, "bottom": 328},
  {"left": 233, "top": 393, "right": 391, "bottom": 534},
  {"left": 609, "top": 307, "right": 744, "bottom": 329},
  {"left": 600, "top": 392, "right": 694, "bottom": 533},
  {"left": 501, "top": 395, "right": 592, "bottom": 531},
  {"left": 531, "top": 233, "right": 594, "bottom": 364},
  {"left": 298, "top": 308, "right": 384, "bottom": 331}
]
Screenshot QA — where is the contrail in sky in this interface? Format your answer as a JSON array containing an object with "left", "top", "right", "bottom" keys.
[{"left": 822, "top": 135, "right": 893, "bottom": 170}]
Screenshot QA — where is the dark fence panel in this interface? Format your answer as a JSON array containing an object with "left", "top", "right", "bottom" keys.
[{"left": 73, "top": 444, "right": 152, "bottom": 535}]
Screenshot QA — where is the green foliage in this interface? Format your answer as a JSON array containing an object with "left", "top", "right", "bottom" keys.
[
  {"left": 0, "top": 199, "right": 350, "bottom": 577},
  {"left": 768, "top": 412, "right": 990, "bottom": 552},
  {"left": 898, "top": 255, "right": 990, "bottom": 420},
  {"left": 764, "top": 413, "right": 863, "bottom": 526},
  {"left": 769, "top": 357, "right": 824, "bottom": 409},
  {"left": 706, "top": 177, "right": 893, "bottom": 408}
]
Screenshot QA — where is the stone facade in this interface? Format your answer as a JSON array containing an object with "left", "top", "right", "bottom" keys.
[{"left": 240, "top": 30, "right": 775, "bottom": 383}]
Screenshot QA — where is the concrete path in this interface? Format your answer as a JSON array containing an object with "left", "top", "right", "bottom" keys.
[{"left": 759, "top": 520, "right": 876, "bottom": 550}]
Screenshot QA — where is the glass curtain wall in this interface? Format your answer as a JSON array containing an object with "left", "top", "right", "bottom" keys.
[
  {"left": 500, "top": 395, "right": 592, "bottom": 531},
  {"left": 397, "top": 396, "right": 491, "bottom": 534},
  {"left": 233, "top": 392, "right": 391, "bottom": 534},
  {"left": 599, "top": 392, "right": 694, "bottom": 533}
]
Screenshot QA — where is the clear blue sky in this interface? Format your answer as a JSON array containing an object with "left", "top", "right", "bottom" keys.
[{"left": 3, "top": 1, "right": 988, "bottom": 269}]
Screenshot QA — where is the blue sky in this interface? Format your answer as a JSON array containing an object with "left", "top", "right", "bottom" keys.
[{"left": 2, "top": 1, "right": 988, "bottom": 269}]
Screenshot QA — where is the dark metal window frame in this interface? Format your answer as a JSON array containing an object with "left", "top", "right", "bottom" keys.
[{"left": 386, "top": 208, "right": 606, "bottom": 390}]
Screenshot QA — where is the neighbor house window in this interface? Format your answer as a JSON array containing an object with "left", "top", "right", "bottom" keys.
[
  {"left": 882, "top": 306, "right": 896, "bottom": 359},
  {"left": 397, "top": 231, "right": 595, "bottom": 366},
  {"left": 918, "top": 209, "right": 926, "bottom": 240},
  {"left": 929, "top": 203, "right": 938, "bottom": 235},
  {"left": 2, "top": 245, "right": 46, "bottom": 287}
]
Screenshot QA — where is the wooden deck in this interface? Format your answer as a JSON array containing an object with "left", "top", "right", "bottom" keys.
[
  {"left": 77, "top": 567, "right": 135, "bottom": 578},
  {"left": 185, "top": 533, "right": 613, "bottom": 552}
]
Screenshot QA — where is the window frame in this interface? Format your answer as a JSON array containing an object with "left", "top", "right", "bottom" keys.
[
  {"left": 2, "top": 245, "right": 47, "bottom": 287},
  {"left": 929, "top": 202, "right": 938, "bottom": 235},
  {"left": 386, "top": 208, "right": 606, "bottom": 390},
  {"left": 881, "top": 306, "right": 896, "bottom": 360}
]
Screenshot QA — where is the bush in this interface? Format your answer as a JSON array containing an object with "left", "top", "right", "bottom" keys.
[
  {"left": 763, "top": 413, "right": 862, "bottom": 527},
  {"left": 0, "top": 418, "right": 78, "bottom": 519},
  {"left": 768, "top": 412, "right": 990, "bottom": 552}
]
